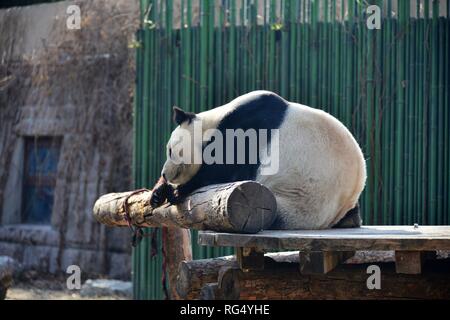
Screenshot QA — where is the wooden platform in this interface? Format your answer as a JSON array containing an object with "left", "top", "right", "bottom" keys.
[
  {"left": 198, "top": 226, "right": 450, "bottom": 251},
  {"left": 198, "top": 226, "right": 450, "bottom": 275}
]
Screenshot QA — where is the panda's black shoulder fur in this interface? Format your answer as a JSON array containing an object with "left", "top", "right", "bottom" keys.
[
  {"left": 216, "top": 91, "right": 289, "bottom": 133},
  {"left": 177, "top": 91, "right": 289, "bottom": 197}
]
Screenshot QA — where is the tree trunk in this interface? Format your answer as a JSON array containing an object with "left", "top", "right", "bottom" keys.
[{"left": 93, "top": 181, "right": 277, "bottom": 233}]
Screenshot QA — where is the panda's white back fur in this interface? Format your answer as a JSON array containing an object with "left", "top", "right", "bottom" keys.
[{"left": 256, "top": 100, "right": 366, "bottom": 229}]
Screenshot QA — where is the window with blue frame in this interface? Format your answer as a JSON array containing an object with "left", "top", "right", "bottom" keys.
[{"left": 22, "top": 137, "right": 62, "bottom": 224}]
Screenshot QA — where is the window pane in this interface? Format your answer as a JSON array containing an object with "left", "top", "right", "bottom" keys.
[
  {"left": 22, "top": 137, "right": 61, "bottom": 224},
  {"left": 22, "top": 186, "right": 54, "bottom": 224},
  {"left": 26, "top": 143, "right": 60, "bottom": 177}
]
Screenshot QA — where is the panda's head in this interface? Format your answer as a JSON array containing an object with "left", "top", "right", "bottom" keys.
[{"left": 161, "top": 107, "right": 203, "bottom": 186}]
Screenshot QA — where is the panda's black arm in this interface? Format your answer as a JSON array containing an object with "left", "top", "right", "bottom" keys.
[
  {"left": 171, "top": 177, "right": 205, "bottom": 203},
  {"left": 169, "top": 167, "right": 226, "bottom": 204},
  {"left": 169, "top": 164, "right": 257, "bottom": 204}
]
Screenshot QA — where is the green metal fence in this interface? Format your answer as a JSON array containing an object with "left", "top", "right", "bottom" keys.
[{"left": 133, "top": 0, "right": 450, "bottom": 299}]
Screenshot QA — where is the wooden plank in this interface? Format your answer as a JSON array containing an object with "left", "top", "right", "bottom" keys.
[
  {"left": 198, "top": 226, "right": 450, "bottom": 251},
  {"left": 299, "top": 251, "right": 355, "bottom": 274},
  {"left": 395, "top": 251, "right": 424, "bottom": 274},
  {"left": 236, "top": 247, "right": 265, "bottom": 271}
]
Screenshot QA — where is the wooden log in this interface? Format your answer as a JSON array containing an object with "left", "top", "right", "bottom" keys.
[
  {"left": 163, "top": 227, "right": 193, "bottom": 299},
  {"left": 177, "top": 253, "right": 450, "bottom": 300},
  {"left": 176, "top": 252, "right": 299, "bottom": 299},
  {"left": 176, "top": 256, "right": 237, "bottom": 299},
  {"left": 93, "top": 181, "right": 277, "bottom": 233},
  {"left": 177, "top": 250, "right": 449, "bottom": 299},
  {"left": 199, "top": 283, "right": 222, "bottom": 300},
  {"left": 177, "top": 251, "right": 304, "bottom": 300},
  {"left": 176, "top": 250, "right": 449, "bottom": 299},
  {"left": 215, "top": 259, "right": 450, "bottom": 300}
]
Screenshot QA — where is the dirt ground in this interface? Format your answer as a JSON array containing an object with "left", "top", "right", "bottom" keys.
[{"left": 5, "top": 271, "right": 128, "bottom": 300}]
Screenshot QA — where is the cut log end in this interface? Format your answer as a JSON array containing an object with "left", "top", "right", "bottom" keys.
[{"left": 227, "top": 181, "right": 277, "bottom": 233}]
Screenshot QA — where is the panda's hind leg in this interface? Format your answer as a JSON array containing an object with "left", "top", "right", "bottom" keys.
[{"left": 333, "top": 203, "right": 362, "bottom": 228}]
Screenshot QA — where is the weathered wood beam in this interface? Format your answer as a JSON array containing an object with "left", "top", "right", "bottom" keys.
[
  {"left": 200, "top": 258, "right": 450, "bottom": 300},
  {"left": 200, "top": 283, "right": 222, "bottom": 300},
  {"left": 176, "top": 252, "right": 298, "bottom": 299},
  {"left": 163, "top": 227, "right": 193, "bottom": 299},
  {"left": 176, "top": 256, "right": 237, "bottom": 299},
  {"left": 93, "top": 181, "right": 277, "bottom": 233},
  {"left": 179, "top": 253, "right": 450, "bottom": 300},
  {"left": 197, "top": 226, "right": 450, "bottom": 251},
  {"left": 299, "top": 251, "right": 355, "bottom": 274},
  {"left": 236, "top": 247, "right": 265, "bottom": 271},
  {"left": 394, "top": 250, "right": 438, "bottom": 274},
  {"left": 395, "top": 251, "right": 423, "bottom": 274}
]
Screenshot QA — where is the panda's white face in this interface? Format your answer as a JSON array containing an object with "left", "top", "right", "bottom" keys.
[{"left": 161, "top": 110, "right": 203, "bottom": 186}]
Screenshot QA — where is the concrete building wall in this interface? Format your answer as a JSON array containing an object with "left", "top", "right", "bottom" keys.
[{"left": 0, "top": 0, "right": 139, "bottom": 279}]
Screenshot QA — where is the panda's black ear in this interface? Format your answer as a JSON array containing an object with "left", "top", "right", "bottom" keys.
[{"left": 173, "top": 106, "right": 196, "bottom": 125}]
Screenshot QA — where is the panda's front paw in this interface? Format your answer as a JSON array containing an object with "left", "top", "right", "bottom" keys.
[
  {"left": 149, "top": 188, "right": 166, "bottom": 208},
  {"left": 166, "top": 188, "right": 181, "bottom": 205},
  {"left": 150, "top": 180, "right": 170, "bottom": 208}
]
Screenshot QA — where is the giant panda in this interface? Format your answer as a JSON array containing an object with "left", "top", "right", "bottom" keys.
[{"left": 150, "top": 91, "right": 366, "bottom": 229}]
